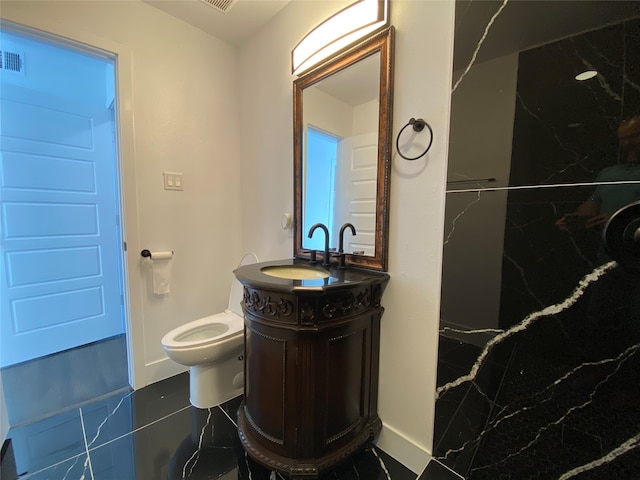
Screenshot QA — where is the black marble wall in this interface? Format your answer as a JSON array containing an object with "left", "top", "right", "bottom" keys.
[{"left": 436, "top": 2, "right": 640, "bottom": 479}]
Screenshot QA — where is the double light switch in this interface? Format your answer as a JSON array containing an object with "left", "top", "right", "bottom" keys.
[{"left": 163, "top": 172, "right": 183, "bottom": 191}]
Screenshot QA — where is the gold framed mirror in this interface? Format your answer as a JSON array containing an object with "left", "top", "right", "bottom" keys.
[{"left": 293, "top": 26, "right": 394, "bottom": 271}]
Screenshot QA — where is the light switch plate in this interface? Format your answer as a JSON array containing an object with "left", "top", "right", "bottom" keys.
[{"left": 163, "top": 172, "right": 183, "bottom": 191}]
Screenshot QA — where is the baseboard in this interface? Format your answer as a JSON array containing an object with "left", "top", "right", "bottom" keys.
[
  {"left": 135, "top": 356, "right": 188, "bottom": 389},
  {"left": 375, "top": 423, "right": 431, "bottom": 475}
]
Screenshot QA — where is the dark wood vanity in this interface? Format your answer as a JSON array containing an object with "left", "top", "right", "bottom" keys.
[
  {"left": 234, "top": 259, "right": 389, "bottom": 478},
  {"left": 238, "top": 20, "right": 395, "bottom": 479}
]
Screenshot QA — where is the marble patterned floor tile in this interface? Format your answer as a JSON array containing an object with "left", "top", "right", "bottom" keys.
[
  {"left": 19, "top": 453, "right": 91, "bottom": 480},
  {"left": 2, "top": 335, "right": 129, "bottom": 427},
  {"left": 89, "top": 404, "right": 193, "bottom": 479},
  {"left": 218, "top": 394, "right": 243, "bottom": 425},
  {"left": 8, "top": 408, "right": 86, "bottom": 477},
  {"left": 79, "top": 376, "right": 192, "bottom": 451},
  {"left": 80, "top": 389, "right": 136, "bottom": 451},
  {"left": 4, "top": 372, "right": 416, "bottom": 480},
  {"left": 79, "top": 372, "right": 190, "bottom": 450},
  {"left": 418, "top": 459, "right": 463, "bottom": 480},
  {"left": 128, "top": 371, "right": 190, "bottom": 427},
  {"left": 86, "top": 396, "right": 416, "bottom": 480}
]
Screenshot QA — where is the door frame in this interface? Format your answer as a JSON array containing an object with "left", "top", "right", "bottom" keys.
[{"left": 1, "top": 20, "right": 144, "bottom": 388}]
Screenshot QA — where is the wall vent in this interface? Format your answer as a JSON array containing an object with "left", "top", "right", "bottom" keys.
[
  {"left": 0, "top": 50, "right": 24, "bottom": 74},
  {"left": 198, "top": 0, "right": 238, "bottom": 14}
]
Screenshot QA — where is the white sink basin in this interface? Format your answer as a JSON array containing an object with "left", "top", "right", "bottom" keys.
[{"left": 261, "top": 265, "right": 330, "bottom": 280}]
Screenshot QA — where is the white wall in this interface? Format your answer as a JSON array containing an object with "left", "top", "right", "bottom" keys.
[
  {"left": 238, "top": 0, "right": 455, "bottom": 473},
  {"left": 304, "top": 90, "right": 378, "bottom": 138},
  {"left": 305, "top": 87, "right": 353, "bottom": 137},
  {"left": 352, "top": 99, "right": 379, "bottom": 136},
  {"left": 1, "top": 0, "right": 244, "bottom": 387}
]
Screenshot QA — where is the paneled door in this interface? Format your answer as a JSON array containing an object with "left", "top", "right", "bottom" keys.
[
  {"left": 336, "top": 132, "right": 378, "bottom": 256},
  {"left": 0, "top": 49, "right": 124, "bottom": 366}
]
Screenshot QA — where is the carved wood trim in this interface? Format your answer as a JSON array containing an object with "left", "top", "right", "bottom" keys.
[
  {"left": 321, "top": 287, "right": 371, "bottom": 320},
  {"left": 300, "top": 302, "right": 316, "bottom": 325},
  {"left": 243, "top": 287, "right": 294, "bottom": 319}
]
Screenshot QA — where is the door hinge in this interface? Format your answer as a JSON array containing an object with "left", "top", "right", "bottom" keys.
[{"left": 123, "top": 241, "right": 127, "bottom": 251}]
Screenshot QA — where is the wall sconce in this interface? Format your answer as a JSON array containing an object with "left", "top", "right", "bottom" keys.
[{"left": 291, "top": 0, "right": 388, "bottom": 76}]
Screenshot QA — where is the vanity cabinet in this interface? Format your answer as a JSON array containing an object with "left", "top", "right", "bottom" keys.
[{"left": 234, "top": 260, "right": 389, "bottom": 479}]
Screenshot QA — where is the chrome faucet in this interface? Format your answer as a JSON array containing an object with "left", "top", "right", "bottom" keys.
[
  {"left": 308, "top": 223, "right": 330, "bottom": 267},
  {"left": 338, "top": 223, "right": 357, "bottom": 268}
]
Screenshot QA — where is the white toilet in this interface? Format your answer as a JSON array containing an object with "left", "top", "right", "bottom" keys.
[{"left": 161, "top": 252, "right": 258, "bottom": 408}]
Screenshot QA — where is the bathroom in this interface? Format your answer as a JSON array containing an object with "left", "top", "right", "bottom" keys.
[{"left": 1, "top": 0, "right": 639, "bottom": 479}]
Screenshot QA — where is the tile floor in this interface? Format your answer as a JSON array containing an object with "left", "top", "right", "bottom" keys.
[
  {"left": 3, "top": 372, "right": 460, "bottom": 480},
  {"left": 2, "top": 335, "right": 129, "bottom": 426}
]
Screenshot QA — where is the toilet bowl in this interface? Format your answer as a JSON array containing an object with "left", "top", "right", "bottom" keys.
[{"left": 161, "top": 252, "right": 258, "bottom": 408}]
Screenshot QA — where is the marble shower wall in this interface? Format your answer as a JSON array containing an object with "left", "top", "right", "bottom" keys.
[{"left": 435, "top": 2, "right": 640, "bottom": 479}]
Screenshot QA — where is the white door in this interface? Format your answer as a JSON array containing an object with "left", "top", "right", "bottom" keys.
[
  {"left": 0, "top": 80, "right": 124, "bottom": 366},
  {"left": 335, "top": 132, "right": 378, "bottom": 255}
]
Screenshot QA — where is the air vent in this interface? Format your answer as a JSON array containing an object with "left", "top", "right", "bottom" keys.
[
  {"left": 0, "top": 50, "right": 24, "bottom": 74},
  {"left": 198, "top": 0, "right": 238, "bottom": 13}
]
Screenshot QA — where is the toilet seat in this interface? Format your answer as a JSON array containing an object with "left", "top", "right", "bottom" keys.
[
  {"left": 161, "top": 312, "right": 244, "bottom": 351},
  {"left": 160, "top": 252, "right": 258, "bottom": 407},
  {"left": 161, "top": 252, "right": 258, "bottom": 351}
]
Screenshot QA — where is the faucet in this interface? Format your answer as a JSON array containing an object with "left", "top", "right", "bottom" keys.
[
  {"left": 308, "top": 223, "right": 330, "bottom": 267},
  {"left": 338, "top": 223, "right": 357, "bottom": 268}
]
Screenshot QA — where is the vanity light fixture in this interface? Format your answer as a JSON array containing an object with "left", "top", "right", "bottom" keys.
[
  {"left": 575, "top": 70, "right": 598, "bottom": 81},
  {"left": 291, "top": 0, "right": 388, "bottom": 76}
]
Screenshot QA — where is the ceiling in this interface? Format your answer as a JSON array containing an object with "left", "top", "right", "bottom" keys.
[
  {"left": 143, "top": 0, "right": 291, "bottom": 46},
  {"left": 145, "top": 0, "right": 640, "bottom": 68}
]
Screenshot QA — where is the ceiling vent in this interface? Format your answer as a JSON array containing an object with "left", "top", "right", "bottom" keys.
[
  {"left": 198, "top": 0, "right": 238, "bottom": 14},
  {"left": 0, "top": 50, "right": 25, "bottom": 75}
]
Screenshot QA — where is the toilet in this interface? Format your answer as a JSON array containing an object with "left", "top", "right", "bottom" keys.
[{"left": 161, "top": 252, "right": 258, "bottom": 408}]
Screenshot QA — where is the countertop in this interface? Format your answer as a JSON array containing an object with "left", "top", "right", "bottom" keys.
[{"left": 233, "top": 258, "right": 390, "bottom": 294}]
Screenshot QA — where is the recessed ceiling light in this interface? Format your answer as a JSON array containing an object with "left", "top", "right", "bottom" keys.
[{"left": 575, "top": 70, "right": 598, "bottom": 81}]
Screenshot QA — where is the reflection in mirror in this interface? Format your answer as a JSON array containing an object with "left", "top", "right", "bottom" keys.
[
  {"left": 435, "top": 2, "right": 640, "bottom": 478},
  {"left": 302, "top": 53, "right": 380, "bottom": 255},
  {"left": 294, "top": 27, "right": 394, "bottom": 271}
]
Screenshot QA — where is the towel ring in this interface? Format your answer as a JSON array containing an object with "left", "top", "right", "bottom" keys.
[{"left": 396, "top": 118, "right": 434, "bottom": 161}]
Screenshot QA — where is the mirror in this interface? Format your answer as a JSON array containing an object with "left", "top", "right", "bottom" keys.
[
  {"left": 434, "top": 1, "right": 640, "bottom": 478},
  {"left": 293, "top": 27, "right": 394, "bottom": 271}
]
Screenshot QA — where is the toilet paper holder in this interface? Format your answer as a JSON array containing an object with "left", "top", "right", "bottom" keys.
[{"left": 141, "top": 249, "right": 174, "bottom": 258}]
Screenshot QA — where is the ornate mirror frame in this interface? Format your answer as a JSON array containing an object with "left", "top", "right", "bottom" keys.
[{"left": 293, "top": 26, "right": 394, "bottom": 271}]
